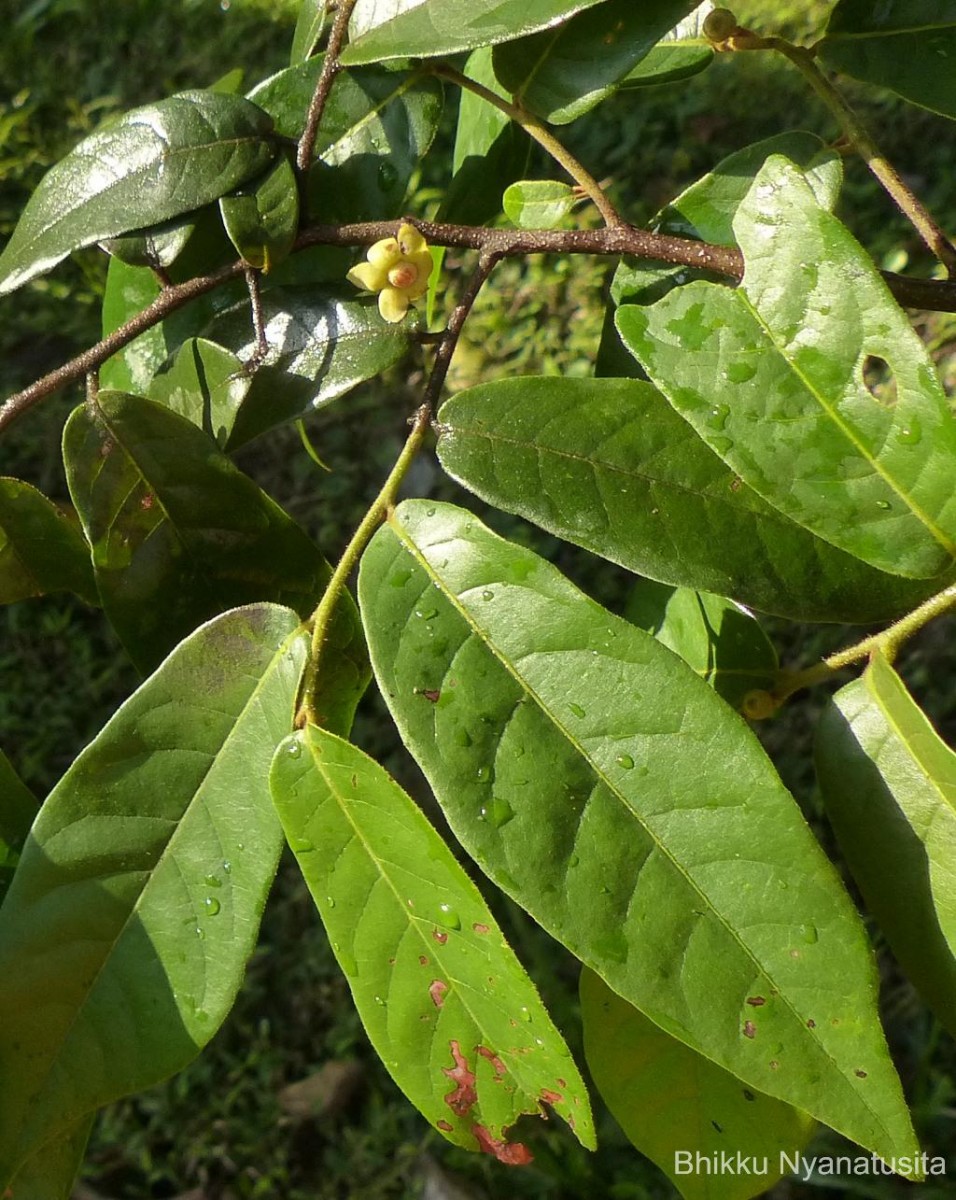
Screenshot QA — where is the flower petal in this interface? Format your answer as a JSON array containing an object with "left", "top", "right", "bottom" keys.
[
  {"left": 379, "top": 286, "right": 410, "bottom": 323},
  {"left": 397, "top": 223, "right": 427, "bottom": 256},
  {"left": 367, "top": 237, "right": 402, "bottom": 269},
  {"left": 347, "top": 261, "right": 388, "bottom": 292}
]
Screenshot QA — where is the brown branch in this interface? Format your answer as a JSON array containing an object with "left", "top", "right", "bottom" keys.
[
  {"left": 296, "top": 0, "right": 359, "bottom": 175},
  {"left": 5, "top": 219, "right": 956, "bottom": 433}
]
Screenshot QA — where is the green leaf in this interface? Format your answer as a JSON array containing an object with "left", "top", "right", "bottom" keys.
[
  {"left": 436, "top": 376, "right": 944, "bottom": 623},
  {"left": 271, "top": 725, "right": 595, "bottom": 1157},
  {"left": 581, "top": 969, "right": 817, "bottom": 1200},
  {"left": 4, "top": 1118, "right": 93, "bottom": 1200},
  {"left": 0, "top": 478, "right": 97, "bottom": 606},
  {"left": 220, "top": 154, "right": 299, "bottom": 272},
  {"left": 820, "top": 2, "right": 956, "bottom": 120},
  {"left": 147, "top": 337, "right": 250, "bottom": 448},
  {"left": 624, "top": 580, "right": 777, "bottom": 711},
  {"left": 0, "top": 91, "right": 276, "bottom": 296},
  {"left": 816, "top": 651, "right": 956, "bottom": 1038},
  {"left": 0, "top": 604, "right": 308, "bottom": 1183},
  {"left": 617, "top": 156, "right": 956, "bottom": 579},
  {"left": 620, "top": 2, "right": 714, "bottom": 87},
  {"left": 291, "top": 0, "right": 327, "bottom": 64},
  {"left": 502, "top": 180, "right": 575, "bottom": 229},
  {"left": 62, "top": 392, "right": 330, "bottom": 673},
  {"left": 342, "top": 0, "right": 614, "bottom": 65},
  {"left": 492, "top": 0, "right": 695, "bottom": 124},
  {"left": 358, "top": 498, "right": 918, "bottom": 1164},
  {"left": 203, "top": 285, "right": 414, "bottom": 446},
  {"left": 99, "top": 214, "right": 196, "bottom": 269},
  {"left": 0, "top": 748, "right": 39, "bottom": 903}
]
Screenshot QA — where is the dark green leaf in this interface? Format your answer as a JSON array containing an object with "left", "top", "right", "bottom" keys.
[
  {"left": 820, "top": 2, "right": 956, "bottom": 119},
  {"left": 492, "top": 0, "right": 695, "bottom": 124},
  {"left": 0, "top": 478, "right": 97, "bottom": 605},
  {"left": 147, "top": 337, "right": 251, "bottom": 448},
  {"left": 359, "top": 498, "right": 917, "bottom": 1163},
  {"left": 502, "top": 180, "right": 575, "bottom": 228},
  {"left": 0, "top": 604, "right": 308, "bottom": 1182},
  {"left": 291, "top": 0, "right": 327, "bottom": 64},
  {"left": 62, "top": 392, "right": 329, "bottom": 673},
  {"left": 0, "top": 91, "right": 276, "bottom": 295},
  {"left": 624, "top": 580, "right": 777, "bottom": 711},
  {"left": 581, "top": 969, "right": 816, "bottom": 1200},
  {"left": 220, "top": 154, "right": 299, "bottom": 271},
  {"left": 617, "top": 157, "right": 956, "bottom": 579},
  {"left": 342, "top": 0, "right": 613, "bottom": 65},
  {"left": 816, "top": 651, "right": 956, "bottom": 1038},
  {"left": 99, "top": 214, "right": 196, "bottom": 269},
  {"left": 4, "top": 1117, "right": 94, "bottom": 1200},
  {"left": 0, "top": 748, "right": 39, "bottom": 903},
  {"left": 436, "top": 377, "right": 944, "bottom": 623},
  {"left": 620, "top": 3, "right": 713, "bottom": 87},
  {"left": 271, "top": 725, "right": 595, "bottom": 1156}
]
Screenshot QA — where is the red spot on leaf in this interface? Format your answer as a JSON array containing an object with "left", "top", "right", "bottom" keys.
[
  {"left": 746, "top": 996, "right": 765, "bottom": 1007},
  {"left": 539, "top": 1088, "right": 563, "bottom": 1105},
  {"left": 140, "top": 493, "right": 154, "bottom": 510},
  {"left": 437, "top": 1120, "right": 453, "bottom": 1132},
  {"left": 418, "top": 688, "right": 441, "bottom": 703},
  {"left": 473, "top": 1124, "right": 533, "bottom": 1166},
  {"left": 472, "top": 922, "right": 490, "bottom": 934},
  {"left": 476, "top": 1045, "right": 507, "bottom": 1078},
  {"left": 443, "top": 1040, "right": 477, "bottom": 1116},
  {"left": 433, "top": 929, "right": 448, "bottom": 944},
  {"left": 743, "top": 1020, "right": 756, "bottom": 1039},
  {"left": 429, "top": 980, "right": 448, "bottom": 1008}
]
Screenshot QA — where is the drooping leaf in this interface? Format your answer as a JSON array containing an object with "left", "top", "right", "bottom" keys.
[
  {"left": 0, "top": 604, "right": 308, "bottom": 1183},
  {"left": 0, "top": 91, "right": 276, "bottom": 296},
  {"left": 342, "top": 0, "right": 613, "bottom": 65},
  {"left": 492, "top": 0, "right": 695, "bottom": 124},
  {"left": 624, "top": 580, "right": 777, "bottom": 711},
  {"left": 581, "top": 969, "right": 817, "bottom": 1200},
  {"left": 820, "top": 2, "right": 956, "bottom": 120},
  {"left": 617, "top": 156, "right": 956, "bottom": 579},
  {"left": 620, "top": 2, "right": 714, "bottom": 87},
  {"left": 3, "top": 1117, "right": 94, "bottom": 1200},
  {"left": 220, "top": 154, "right": 299, "bottom": 272},
  {"left": 816, "top": 651, "right": 956, "bottom": 1038},
  {"left": 291, "top": 0, "right": 327, "bottom": 64},
  {"left": 99, "top": 214, "right": 196, "bottom": 270},
  {"left": 202, "top": 285, "right": 414, "bottom": 446},
  {"left": 147, "top": 337, "right": 250, "bottom": 448},
  {"left": 271, "top": 725, "right": 595, "bottom": 1158},
  {"left": 358, "top": 498, "right": 918, "bottom": 1164},
  {"left": 502, "top": 180, "right": 575, "bottom": 229},
  {"left": 0, "top": 478, "right": 97, "bottom": 606},
  {"left": 436, "top": 377, "right": 945, "bottom": 623},
  {"left": 62, "top": 392, "right": 330, "bottom": 673}
]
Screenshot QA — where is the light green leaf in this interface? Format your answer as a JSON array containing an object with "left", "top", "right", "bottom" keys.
[
  {"left": 99, "top": 214, "right": 195, "bottom": 270},
  {"left": 0, "top": 91, "right": 276, "bottom": 296},
  {"left": 620, "top": 2, "right": 714, "bottom": 87},
  {"left": 358, "top": 498, "right": 918, "bottom": 1164},
  {"left": 820, "top": 2, "right": 956, "bottom": 120},
  {"left": 291, "top": 0, "right": 327, "bottom": 64},
  {"left": 492, "top": 0, "right": 695, "bottom": 123},
  {"left": 342, "top": 0, "right": 613, "bottom": 65},
  {"left": 4, "top": 1117, "right": 93, "bottom": 1200},
  {"left": 436, "top": 376, "right": 945, "bottom": 623},
  {"left": 624, "top": 580, "right": 777, "bottom": 711},
  {"left": 816, "top": 651, "right": 956, "bottom": 1038},
  {"left": 0, "top": 604, "right": 308, "bottom": 1184},
  {"left": 502, "top": 180, "right": 575, "bottom": 229},
  {"left": 220, "top": 154, "right": 299, "bottom": 272},
  {"left": 147, "top": 337, "right": 250, "bottom": 448},
  {"left": 0, "top": 478, "right": 96, "bottom": 606},
  {"left": 271, "top": 725, "right": 595, "bottom": 1158},
  {"left": 617, "top": 156, "right": 956, "bottom": 579},
  {"left": 581, "top": 968, "right": 816, "bottom": 1200}
]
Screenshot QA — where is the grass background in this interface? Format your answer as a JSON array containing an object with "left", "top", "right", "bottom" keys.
[{"left": 2, "top": 1, "right": 956, "bottom": 1197}]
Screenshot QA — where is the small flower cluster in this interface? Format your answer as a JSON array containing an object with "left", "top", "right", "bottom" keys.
[{"left": 346, "top": 223, "right": 434, "bottom": 323}]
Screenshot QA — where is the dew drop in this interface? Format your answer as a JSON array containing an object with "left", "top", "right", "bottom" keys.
[
  {"left": 708, "top": 403, "right": 730, "bottom": 430},
  {"left": 897, "top": 418, "right": 922, "bottom": 445},
  {"left": 438, "top": 903, "right": 462, "bottom": 930},
  {"left": 616, "top": 753, "right": 635, "bottom": 769},
  {"left": 390, "top": 567, "right": 414, "bottom": 587},
  {"left": 568, "top": 702, "right": 586, "bottom": 718},
  {"left": 204, "top": 897, "right": 221, "bottom": 916},
  {"left": 204, "top": 874, "right": 222, "bottom": 888},
  {"left": 802, "top": 924, "right": 819, "bottom": 945},
  {"left": 453, "top": 727, "right": 473, "bottom": 748},
  {"left": 290, "top": 837, "right": 315, "bottom": 853},
  {"left": 476, "top": 765, "right": 489, "bottom": 782},
  {"left": 726, "top": 362, "right": 756, "bottom": 384},
  {"left": 327, "top": 896, "right": 336, "bottom": 909},
  {"left": 482, "top": 798, "right": 515, "bottom": 829},
  {"left": 481, "top": 589, "right": 495, "bottom": 601},
  {"left": 709, "top": 435, "right": 733, "bottom": 455},
  {"left": 222, "top": 861, "right": 232, "bottom": 874},
  {"left": 416, "top": 606, "right": 438, "bottom": 620},
  {"left": 287, "top": 740, "right": 302, "bottom": 759},
  {"left": 875, "top": 500, "right": 892, "bottom": 511},
  {"left": 374, "top": 994, "right": 386, "bottom": 1006},
  {"left": 195, "top": 926, "right": 205, "bottom": 940},
  {"left": 520, "top": 1006, "right": 532, "bottom": 1022}
]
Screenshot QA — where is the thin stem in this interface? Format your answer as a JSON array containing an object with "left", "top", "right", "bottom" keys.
[
  {"left": 431, "top": 61, "right": 623, "bottom": 228},
  {"left": 243, "top": 267, "right": 268, "bottom": 370},
  {"left": 727, "top": 29, "right": 956, "bottom": 275},
  {"left": 299, "top": 405, "right": 429, "bottom": 725},
  {"left": 296, "top": 0, "right": 358, "bottom": 175}
]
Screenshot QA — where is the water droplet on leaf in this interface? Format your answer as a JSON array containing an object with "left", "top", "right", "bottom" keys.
[
  {"left": 204, "top": 897, "right": 221, "bottom": 916},
  {"left": 616, "top": 754, "right": 634, "bottom": 769},
  {"left": 568, "top": 703, "right": 585, "bottom": 718},
  {"left": 438, "top": 903, "right": 461, "bottom": 930}
]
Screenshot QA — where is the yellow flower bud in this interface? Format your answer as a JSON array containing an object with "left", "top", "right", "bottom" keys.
[{"left": 347, "top": 222, "right": 434, "bottom": 323}]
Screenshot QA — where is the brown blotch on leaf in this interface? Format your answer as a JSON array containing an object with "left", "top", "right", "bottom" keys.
[
  {"left": 742, "top": 1089, "right": 755, "bottom": 1101},
  {"left": 429, "top": 980, "right": 449, "bottom": 1008},
  {"left": 746, "top": 996, "right": 766, "bottom": 1007},
  {"left": 437, "top": 1119, "right": 453, "bottom": 1132},
  {"left": 855, "top": 1069, "right": 868, "bottom": 1078},
  {"left": 472, "top": 922, "right": 490, "bottom": 934},
  {"left": 472, "top": 1123, "right": 533, "bottom": 1166},
  {"left": 417, "top": 687, "right": 441, "bottom": 703},
  {"left": 443, "top": 1040, "right": 477, "bottom": 1116},
  {"left": 743, "top": 1020, "right": 757, "bottom": 1039},
  {"left": 539, "top": 1088, "right": 563, "bottom": 1105},
  {"left": 419, "top": 954, "right": 429, "bottom": 966},
  {"left": 769, "top": 1060, "right": 780, "bottom": 1070},
  {"left": 433, "top": 929, "right": 448, "bottom": 944},
  {"left": 807, "top": 1018, "right": 816, "bottom": 1029},
  {"left": 477, "top": 1045, "right": 507, "bottom": 1078},
  {"left": 140, "top": 493, "right": 154, "bottom": 510}
]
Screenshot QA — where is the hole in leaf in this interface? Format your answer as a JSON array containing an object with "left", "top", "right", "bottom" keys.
[{"left": 860, "top": 355, "right": 898, "bottom": 405}]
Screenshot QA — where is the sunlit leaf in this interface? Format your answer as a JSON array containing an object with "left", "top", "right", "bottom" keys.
[
  {"left": 620, "top": 2, "right": 714, "bottom": 87},
  {"left": 502, "top": 180, "right": 575, "bottom": 229},
  {"left": 99, "top": 214, "right": 195, "bottom": 270},
  {"left": 147, "top": 337, "right": 250, "bottom": 448},
  {"left": 291, "top": 0, "right": 327, "bottom": 64},
  {"left": 0, "top": 478, "right": 97, "bottom": 606},
  {"left": 220, "top": 154, "right": 299, "bottom": 272}
]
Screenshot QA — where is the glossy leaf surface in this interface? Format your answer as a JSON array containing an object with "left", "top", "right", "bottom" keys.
[
  {"left": 816, "top": 652, "right": 956, "bottom": 1037},
  {"left": 220, "top": 154, "right": 299, "bottom": 271},
  {"left": 581, "top": 969, "right": 816, "bottom": 1200},
  {"left": 343, "top": 0, "right": 611, "bottom": 64},
  {"left": 624, "top": 580, "right": 777, "bottom": 711},
  {"left": 99, "top": 215, "right": 195, "bottom": 270},
  {"left": 436, "top": 377, "right": 943, "bottom": 623},
  {"left": 493, "top": 0, "right": 694, "bottom": 124},
  {"left": 617, "top": 157, "right": 956, "bottom": 578},
  {"left": 147, "top": 337, "right": 250, "bottom": 448},
  {"left": 821, "top": 2, "right": 956, "bottom": 119},
  {"left": 0, "top": 478, "right": 97, "bottom": 606},
  {"left": 271, "top": 725, "right": 595, "bottom": 1157},
  {"left": 0, "top": 605, "right": 308, "bottom": 1182},
  {"left": 620, "top": 2, "right": 713, "bottom": 87},
  {"left": 0, "top": 91, "right": 276, "bottom": 295},
  {"left": 63, "top": 392, "right": 330, "bottom": 673},
  {"left": 502, "top": 181, "right": 575, "bottom": 229},
  {"left": 291, "top": 0, "right": 327, "bottom": 64},
  {"left": 359, "top": 499, "right": 916, "bottom": 1163}
]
